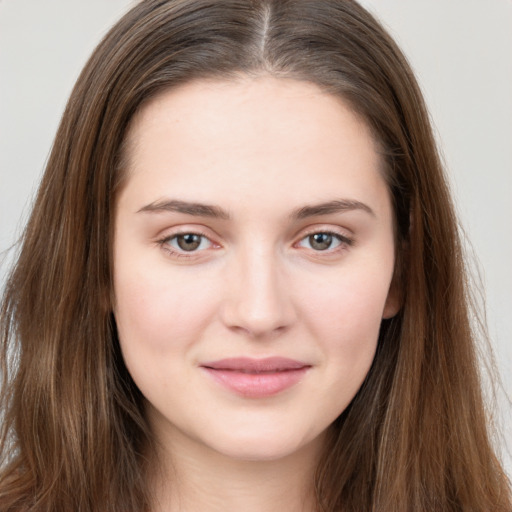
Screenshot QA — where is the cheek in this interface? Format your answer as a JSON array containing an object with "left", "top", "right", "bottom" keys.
[
  {"left": 113, "top": 263, "right": 220, "bottom": 356},
  {"left": 113, "top": 265, "right": 223, "bottom": 406},
  {"left": 297, "top": 265, "right": 392, "bottom": 379},
  {"left": 302, "top": 276, "right": 388, "bottom": 420},
  {"left": 302, "top": 265, "right": 391, "bottom": 333}
]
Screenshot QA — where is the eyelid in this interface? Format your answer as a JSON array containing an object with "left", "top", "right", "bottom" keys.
[
  {"left": 293, "top": 226, "right": 354, "bottom": 252},
  {"left": 155, "top": 224, "right": 354, "bottom": 260},
  {"left": 168, "top": 233, "right": 213, "bottom": 251},
  {"left": 155, "top": 224, "right": 220, "bottom": 243},
  {"left": 156, "top": 226, "right": 221, "bottom": 258},
  {"left": 295, "top": 224, "right": 354, "bottom": 242}
]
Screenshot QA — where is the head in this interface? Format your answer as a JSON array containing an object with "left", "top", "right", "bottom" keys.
[{"left": 2, "top": 1, "right": 499, "bottom": 510}]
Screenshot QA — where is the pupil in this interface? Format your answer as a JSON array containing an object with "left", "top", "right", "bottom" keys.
[
  {"left": 177, "top": 234, "right": 201, "bottom": 251},
  {"left": 310, "top": 233, "right": 332, "bottom": 251}
]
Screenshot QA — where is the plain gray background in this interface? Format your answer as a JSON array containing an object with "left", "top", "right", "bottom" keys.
[{"left": 1, "top": 0, "right": 511, "bottom": 474}]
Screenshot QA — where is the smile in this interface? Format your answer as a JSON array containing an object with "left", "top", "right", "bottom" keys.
[{"left": 200, "top": 357, "right": 311, "bottom": 398}]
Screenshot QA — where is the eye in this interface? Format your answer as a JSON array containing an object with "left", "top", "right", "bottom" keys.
[
  {"left": 166, "top": 233, "right": 213, "bottom": 252},
  {"left": 297, "top": 232, "right": 350, "bottom": 251}
]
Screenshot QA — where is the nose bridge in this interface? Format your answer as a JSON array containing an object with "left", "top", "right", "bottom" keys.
[{"left": 221, "top": 241, "right": 295, "bottom": 337}]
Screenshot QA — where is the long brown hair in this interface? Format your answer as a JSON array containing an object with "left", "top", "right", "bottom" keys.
[{"left": 1, "top": 1, "right": 510, "bottom": 510}]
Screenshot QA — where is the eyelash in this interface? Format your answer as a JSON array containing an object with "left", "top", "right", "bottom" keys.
[
  {"left": 157, "top": 229, "right": 215, "bottom": 259},
  {"left": 157, "top": 229, "right": 354, "bottom": 259},
  {"left": 295, "top": 229, "right": 354, "bottom": 253}
]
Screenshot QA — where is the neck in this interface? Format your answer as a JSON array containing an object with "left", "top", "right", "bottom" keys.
[{"left": 148, "top": 425, "right": 323, "bottom": 512}]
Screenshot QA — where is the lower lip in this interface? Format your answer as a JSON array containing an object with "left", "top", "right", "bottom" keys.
[{"left": 201, "top": 367, "right": 309, "bottom": 398}]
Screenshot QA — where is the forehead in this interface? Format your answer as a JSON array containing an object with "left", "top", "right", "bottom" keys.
[{"left": 120, "top": 76, "right": 387, "bottom": 213}]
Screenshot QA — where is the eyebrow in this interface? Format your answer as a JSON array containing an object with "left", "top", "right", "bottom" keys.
[
  {"left": 292, "top": 199, "right": 375, "bottom": 219},
  {"left": 138, "top": 199, "right": 231, "bottom": 219},
  {"left": 137, "top": 198, "right": 374, "bottom": 220}
]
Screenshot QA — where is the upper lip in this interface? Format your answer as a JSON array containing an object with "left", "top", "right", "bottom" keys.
[{"left": 200, "top": 357, "right": 310, "bottom": 373}]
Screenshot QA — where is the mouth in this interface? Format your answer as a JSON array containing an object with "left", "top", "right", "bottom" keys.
[{"left": 200, "top": 357, "right": 311, "bottom": 398}]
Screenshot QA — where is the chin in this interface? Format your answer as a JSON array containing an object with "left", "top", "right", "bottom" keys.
[{"left": 201, "top": 426, "right": 325, "bottom": 463}]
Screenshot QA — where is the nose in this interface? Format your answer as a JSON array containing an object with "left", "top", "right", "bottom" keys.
[{"left": 219, "top": 246, "right": 297, "bottom": 339}]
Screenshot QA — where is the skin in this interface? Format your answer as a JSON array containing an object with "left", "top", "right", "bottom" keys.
[{"left": 113, "top": 76, "right": 399, "bottom": 511}]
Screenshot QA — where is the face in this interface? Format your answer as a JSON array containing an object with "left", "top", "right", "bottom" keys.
[{"left": 113, "top": 76, "right": 399, "bottom": 462}]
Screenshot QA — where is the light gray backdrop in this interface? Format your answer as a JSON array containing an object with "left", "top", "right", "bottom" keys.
[{"left": 1, "top": 0, "right": 511, "bottom": 474}]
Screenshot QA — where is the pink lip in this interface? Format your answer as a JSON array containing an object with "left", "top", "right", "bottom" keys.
[{"left": 200, "top": 357, "right": 311, "bottom": 398}]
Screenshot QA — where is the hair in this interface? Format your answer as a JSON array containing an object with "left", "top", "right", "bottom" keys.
[{"left": 0, "top": 0, "right": 510, "bottom": 510}]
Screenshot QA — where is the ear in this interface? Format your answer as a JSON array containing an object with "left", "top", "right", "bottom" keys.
[
  {"left": 382, "top": 259, "right": 403, "bottom": 319},
  {"left": 382, "top": 281, "right": 401, "bottom": 319}
]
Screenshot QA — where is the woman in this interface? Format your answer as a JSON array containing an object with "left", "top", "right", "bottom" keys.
[{"left": 1, "top": 0, "right": 510, "bottom": 510}]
